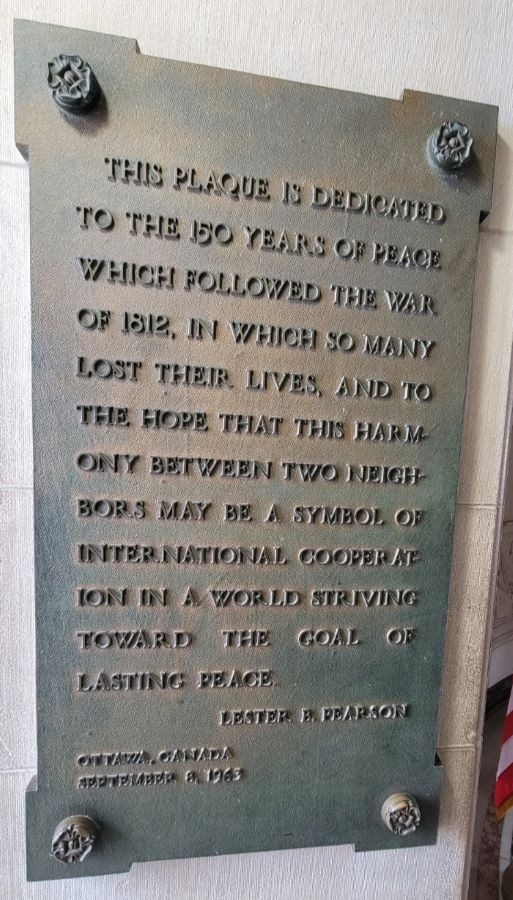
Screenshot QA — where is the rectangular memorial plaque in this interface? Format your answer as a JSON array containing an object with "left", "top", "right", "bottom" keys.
[{"left": 14, "top": 19, "right": 497, "bottom": 881}]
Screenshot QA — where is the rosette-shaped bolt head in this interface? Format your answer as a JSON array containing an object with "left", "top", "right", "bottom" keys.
[
  {"left": 381, "top": 793, "right": 421, "bottom": 836},
  {"left": 51, "top": 815, "right": 99, "bottom": 864},
  {"left": 430, "top": 121, "right": 473, "bottom": 170},
  {"left": 47, "top": 54, "right": 101, "bottom": 113}
]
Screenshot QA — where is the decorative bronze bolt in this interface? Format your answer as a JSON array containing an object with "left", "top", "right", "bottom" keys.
[
  {"left": 51, "top": 815, "right": 99, "bottom": 864},
  {"left": 430, "top": 121, "right": 473, "bottom": 170},
  {"left": 47, "top": 54, "right": 101, "bottom": 113},
  {"left": 381, "top": 793, "right": 421, "bottom": 835}
]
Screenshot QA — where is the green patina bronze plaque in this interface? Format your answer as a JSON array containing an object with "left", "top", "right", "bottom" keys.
[{"left": 14, "top": 19, "right": 497, "bottom": 881}]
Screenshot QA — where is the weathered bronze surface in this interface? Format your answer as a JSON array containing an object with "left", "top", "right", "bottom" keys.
[{"left": 14, "top": 19, "right": 497, "bottom": 881}]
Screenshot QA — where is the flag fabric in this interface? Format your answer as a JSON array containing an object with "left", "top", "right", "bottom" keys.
[{"left": 496, "top": 684, "right": 513, "bottom": 819}]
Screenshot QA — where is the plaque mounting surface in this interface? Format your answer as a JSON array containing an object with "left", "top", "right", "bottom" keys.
[{"left": 14, "top": 19, "right": 497, "bottom": 881}]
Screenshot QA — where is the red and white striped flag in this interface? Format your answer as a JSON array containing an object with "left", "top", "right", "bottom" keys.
[{"left": 496, "top": 684, "right": 513, "bottom": 819}]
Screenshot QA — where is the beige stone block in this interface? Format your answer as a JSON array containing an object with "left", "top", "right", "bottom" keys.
[
  {"left": 502, "top": 457, "right": 513, "bottom": 521},
  {"left": 483, "top": 127, "right": 513, "bottom": 234},
  {"left": 0, "top": 164, "right": 32, "bottom": 488},
  {"left": 457, "top": 231, "right": 513, "bottom": 506},
  {"left": 0, "top": 488, "right": 36, "bottom": 770}
]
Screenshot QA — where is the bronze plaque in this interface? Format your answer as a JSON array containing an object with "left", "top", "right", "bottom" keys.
[{"left": 14, "top": 19, "right": 497, "bottom": 881}]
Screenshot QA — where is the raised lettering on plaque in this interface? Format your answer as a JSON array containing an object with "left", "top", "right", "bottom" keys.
[{"left": 14, "top": 19, "right": 497, "bottom": 881}]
